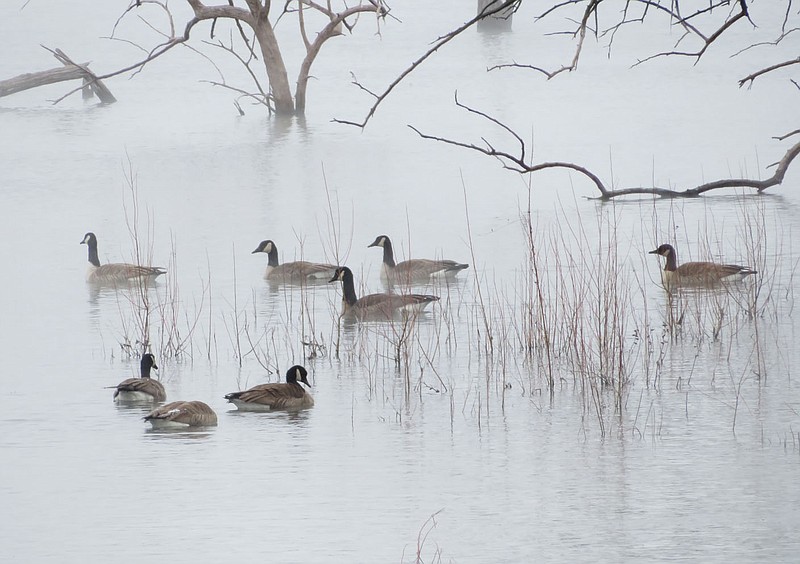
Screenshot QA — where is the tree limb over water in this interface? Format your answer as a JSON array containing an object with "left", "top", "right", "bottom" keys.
[
  {"left": 0, "top": 47, "right": 116, "bottom": 103},
  {"left": 46, "top": 1, "right": 389, "bottom": 115},
  {"left": 409, "top": 97, "right": 800, "bottom": 201},
  {"left": 334, "top": 0, "right": 799, "bottom": 198},
  {"left": 337, "top": 0, "right": 798, "bottom": 128},
  {"left": 332, "top": 0, "right": 521, "bottom": 128}
]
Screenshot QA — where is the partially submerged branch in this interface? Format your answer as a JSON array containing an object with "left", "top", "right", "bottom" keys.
[
  {"left": 409, "top": 98, "right": 800, "bottom": 200},
  {"left": 0, "top": 47, "right": 116, "bottom": 103}
]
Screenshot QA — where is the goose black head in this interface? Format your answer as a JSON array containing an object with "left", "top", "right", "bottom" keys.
[
  {"left": 287, "top": 365, "right": 311, "bottom": 387},
  {"left": 141, "top": 353, "right": 158, "bottom": 371},
  {"left": 81, "top": 232, "right": 97, "bottom": 246},
  {"left": 368, "top": 235, "right": 389, "bottom": 248},
  {"left": 328, "top": 266, "right": 349, "bottom": 283},
  {"left": 252, "top": 240, "right": 274, "bottom": 254},
  {"left": 648, "top": 244, "right": 675, "bottom": 257}
]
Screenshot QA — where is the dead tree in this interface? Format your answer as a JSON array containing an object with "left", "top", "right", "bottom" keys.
[{"left": 103, "top": 0, "right": 390, "bottom": 116}]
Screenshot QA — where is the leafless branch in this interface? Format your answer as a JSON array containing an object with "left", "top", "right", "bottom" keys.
[
  {"left": 201, "top": 79, "right": 271, "bottom": 109},
  {"left": 333, "top": 0, "right": 520, "bottom": 128},
  {"left": 409, "top": 99, "right": 800, "bottom": 200},
  {"left": 731, "top": 0, "right": 798, "bottom": 57},
  {"left": 774, "top": 129, "right": 800, "bottom": 141},
  {"left": 632, "top": 0, "right": 751, "bottom": 67},
  {"left": 204, "top": 37, "right": 270, "bottom": 105},
  {"left": 488, "top": 62, "right": 558, "bottom": 79},
  {"left": 739, "top": 56, "right": 800, "bottom": 88}
]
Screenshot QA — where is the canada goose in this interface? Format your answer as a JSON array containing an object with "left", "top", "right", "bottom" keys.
[
  {"left": 368, "top": 235, "right": 469, "bottom": 285},
  {"left": 252, "top": 240, "right": 337, "bottom": 282},
  {"left": 649, "top": 243, "right": 757, "bottom": 288},
  {"left": 143, "top": 401, "right": 218, "bottom": 429},
  {"left": 328, "top": 266, "right": 439, "bottom": 319},
  {"left": 224, "top": 365, "right": 314, "bottom": 411},
  {"left": 81, "top": 232, "right": 166, "bottom": 283},
  {"left": 110, "top": 353, "right": 166, "bottom": 402}
]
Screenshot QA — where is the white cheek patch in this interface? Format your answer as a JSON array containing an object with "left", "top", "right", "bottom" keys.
[
  {"left": 266, "top": 242, "right": 273, "bottom": 253},
  {"left": 295, "top": 368, "right": 302, "bottom": 381}
]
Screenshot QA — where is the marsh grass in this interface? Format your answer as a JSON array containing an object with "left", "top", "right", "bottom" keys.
[
  {"left": 108, "top": 165, "right": 793, "bottom": 437},
  {"left": 114, "top": 167, "right": 206, "bottom": 362}
]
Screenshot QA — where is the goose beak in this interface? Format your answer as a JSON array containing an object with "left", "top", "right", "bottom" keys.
[
  {"left": 328, "top": 273, "right": 338, "bottom": 283},
  {"left": 251, "top": 248, "right": 260, "bottom": 254},
  {"left": 80, "top": 240, "right": 86, "bottom": 245},
  {"left": 648, "top": 249, "right": 658, "bottom": 255}
]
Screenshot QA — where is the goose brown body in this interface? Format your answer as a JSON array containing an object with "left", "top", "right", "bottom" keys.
[
  {"left": 328, "top": 266, "right": 439, "bottom": 319},
  {"left": 81, "top": 232, "right": 166, "bottom": 283},
  {"left": 225, "top": 365, "right": 314, "bottom": 411},
  {"left": 144, "top": 401, "right": 218, "bottom": 429},
  {"left": 112, "top": 353, "right": 166, "bottom": 402},
  {"left": 252, "top": 240, "right": 337, "bottom": 282},
  {"left": 368, "top": 235, "right": 469, "bottom": 285},
  {"left": 649, "top": 243, "right": 756, "bottom": 288}
]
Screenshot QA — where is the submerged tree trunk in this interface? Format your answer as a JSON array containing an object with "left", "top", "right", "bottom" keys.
[
  {"left": 252, "top": 14, "right": 295, "bottom": 115},
  {"left": 477, "top": 0, "right": 513, "bottom": 31}
]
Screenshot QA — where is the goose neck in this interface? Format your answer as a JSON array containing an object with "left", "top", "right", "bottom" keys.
[
  {"left": 86, "top": 239, "right": 101, "bottom": 268},
  {"left": 341, "top": 271, "right": 359, "bottom": 306},
  {"left": 664, "top": 251, "right": 678, "bottom": 272},
  {"left": 382, "top": 239, "right": 396, "bottom": 268},
  {"left": 266, "top": 246, "right": 280, "bottom": 267}
]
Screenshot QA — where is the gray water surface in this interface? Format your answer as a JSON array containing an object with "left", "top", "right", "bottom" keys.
[{"left": 1, "top": 2, "right": 799, "bottom": 562}]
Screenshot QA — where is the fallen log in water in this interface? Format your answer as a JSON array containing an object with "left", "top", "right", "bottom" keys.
[{"left": 0, "top": 47, "right": 116, "bottom": 104}]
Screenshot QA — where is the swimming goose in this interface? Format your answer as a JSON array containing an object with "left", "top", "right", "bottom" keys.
[
  {"left": 368, "top": 235, "right": 469, "bottom": 285},
  {"left": 224, "top": 365, "right": 314, "bottom": 411},
  {"left": 328, "top": 266, "right": 439, "bottom": 319},
  {"left": 143, "top": 401, "right": 218, "bottom": 429},
  {"left": 111, "top": 353, "right": 166, "bottom": 402},
  {"left": 649, "top": 243, "right": 757, "bottom": 288},
  {"left": 252, "top": 240, "right": 337, "bottom": 282},
  {"left": 81, "top": 232, "right": 166, "bottom": 283}
]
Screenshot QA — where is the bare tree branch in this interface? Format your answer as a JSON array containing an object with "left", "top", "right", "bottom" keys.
[
  {"left": 204, "top": 37, "right": 272, "bottom": 110},
  {"left": 409, "top": 99, "right": 800, "bottom": 200},
  {"left": 774, "top": 129, "right": 800, "bottom": 141},
  {"left": 333, "top": 0, "right": 520, "bottom": 128},
  {"left": 632, "top": 0, "right": 751, "bottom": 67},
  {"left": 739, "top": 56, "right": 800, "bottom": 88}
]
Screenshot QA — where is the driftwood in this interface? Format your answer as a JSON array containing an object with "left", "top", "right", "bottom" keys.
[{"left": 0, "top": 47, "right": 116, "bottom": 104}]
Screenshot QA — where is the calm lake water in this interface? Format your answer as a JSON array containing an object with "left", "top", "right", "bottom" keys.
[{"left": 1, "top": 2, "right": 799, "bottom": 562}]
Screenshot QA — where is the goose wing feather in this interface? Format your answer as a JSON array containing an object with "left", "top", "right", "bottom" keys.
[
  {"left": 144, "top": 401, "right": 217, "bottom": 426},
  {"left": 114, "top": 377, "right": 166, "bottom": 401},
  {"left": 225, "top": 382, "right": 310, "bottom": 408},
  {"left": 356, "top": 292, "right": 439, "bottom": 315},
  {"left": 273, "top": 261, "right": 338, "bottom": 279},
  {"left": 677, "top": 261, "right": 755, "bottom": 279},
  {"left": 93, "top": 263, "right": 166, "bottom": 281},
  {"left": 395, "top": 258, "right": 468, "bottom": 278}
]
